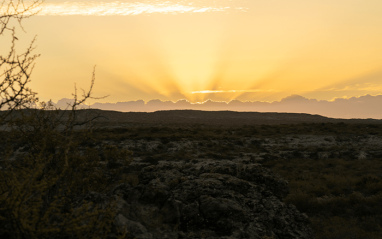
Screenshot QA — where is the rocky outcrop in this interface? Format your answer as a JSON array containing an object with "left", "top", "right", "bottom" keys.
[{"left": 111, "top": 159, "right": 313, "bottom": 239}]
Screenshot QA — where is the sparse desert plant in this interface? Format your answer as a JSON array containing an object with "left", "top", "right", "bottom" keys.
[
  {"left": 0, "top": 77, "right": 132, "bottom": 238},
  {"left": 0, "top": 2, "right": 131, "bottom": 237}
]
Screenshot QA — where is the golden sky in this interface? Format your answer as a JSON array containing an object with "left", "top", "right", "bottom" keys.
[{"left": 9, "top": 0, "right": 382, "bottom": 103}]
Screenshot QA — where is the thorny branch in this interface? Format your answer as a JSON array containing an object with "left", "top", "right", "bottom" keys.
[{"left": 0, "top": 0, "right": 42, "bottom": 121}]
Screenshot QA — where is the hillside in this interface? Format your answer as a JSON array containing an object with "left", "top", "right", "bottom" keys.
[{"left": 80, "top": 109, "right": 382, "bottom": 127}]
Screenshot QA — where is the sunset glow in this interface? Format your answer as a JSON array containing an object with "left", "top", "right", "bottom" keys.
[{"left": 9, "top": 0, "right": 382, "bottom": 106}]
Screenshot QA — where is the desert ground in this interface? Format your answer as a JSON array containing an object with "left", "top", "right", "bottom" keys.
[
  {"left": 85, "top": 110, "right": 382, "bottom": 238},
  {"left": 2, "top": 110, "right": 382, "bottom": 238}
]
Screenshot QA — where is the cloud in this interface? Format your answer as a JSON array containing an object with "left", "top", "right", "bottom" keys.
[
  {"left": 191, "top": 89, "right": 276, "bottom": 94},
  {"left": 34, "top": 0, "right": 246, "bottom": 16}
]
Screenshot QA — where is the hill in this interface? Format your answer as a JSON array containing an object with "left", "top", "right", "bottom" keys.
[{"left": 84, "top": 109, "right": 382, "bottom": 127}]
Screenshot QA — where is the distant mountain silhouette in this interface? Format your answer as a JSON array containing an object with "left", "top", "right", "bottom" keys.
[{"left": 53, "top": 94, "right": 382, "bottom": 119}]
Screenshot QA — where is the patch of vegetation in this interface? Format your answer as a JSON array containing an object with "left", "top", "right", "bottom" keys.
[
  {"left": 0, "top": 101, "right": 132, "bottom": 239},
  {"left": 262, "top": 154, "right": 382, "bottom": 239}
]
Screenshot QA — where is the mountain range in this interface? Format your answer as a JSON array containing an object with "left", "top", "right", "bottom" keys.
[{"left": 54, "top": 94, "right": 382, "bottom": 119}]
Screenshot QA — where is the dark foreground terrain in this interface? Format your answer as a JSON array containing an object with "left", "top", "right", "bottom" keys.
[
  {"left": 90, "top": 110, "right": 382, "bottom": 239},
  {"left": 2, "top": 110, "right": 382, "bottom": 238}
]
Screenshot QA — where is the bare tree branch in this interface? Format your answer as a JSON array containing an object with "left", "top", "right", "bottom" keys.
[{"left": 0, "top": 0, "right": 42, "bottom": 122}]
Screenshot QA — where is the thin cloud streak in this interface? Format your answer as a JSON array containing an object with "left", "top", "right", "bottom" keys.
[
  {"left": 191, "top": 89, "right": 277, "bottom": 94},
  {"left": 32, "top": 1, "right": 244, "bottom": 16}
]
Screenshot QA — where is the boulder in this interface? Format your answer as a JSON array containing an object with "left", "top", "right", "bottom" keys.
[{"left": 112, "top": 158, "right": 313, "bottom": 239}]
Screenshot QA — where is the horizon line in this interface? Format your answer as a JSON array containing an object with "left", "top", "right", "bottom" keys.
[{"left": 53, "top": 93, "right": 382, "bottom": 105}]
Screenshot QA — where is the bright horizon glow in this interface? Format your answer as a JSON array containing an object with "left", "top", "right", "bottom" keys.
[{"left": 9, "top": 0, "right": 382, "bottom": 108}]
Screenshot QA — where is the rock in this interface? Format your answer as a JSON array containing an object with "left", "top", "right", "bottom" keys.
[
  {"left": 113, "top": 158, "right": 313, "bottom": 239},
  {"left": 115, "top": 214, "right": 153, "bottom": 239}
]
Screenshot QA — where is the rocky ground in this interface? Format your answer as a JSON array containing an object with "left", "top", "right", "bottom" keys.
[
  {"left": 90, "top": 121, "right": 382, "bottom": 239},
  {"left": 109, "top": 158, "right": 313, "bottom": 239},
  {"left": 116, "top": 130, "right": 382, "bottom": 164}
]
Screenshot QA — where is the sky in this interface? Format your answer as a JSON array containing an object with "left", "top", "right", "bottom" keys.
[{"left": 5, "top": 0, "right": 382, "bottom": 104}]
